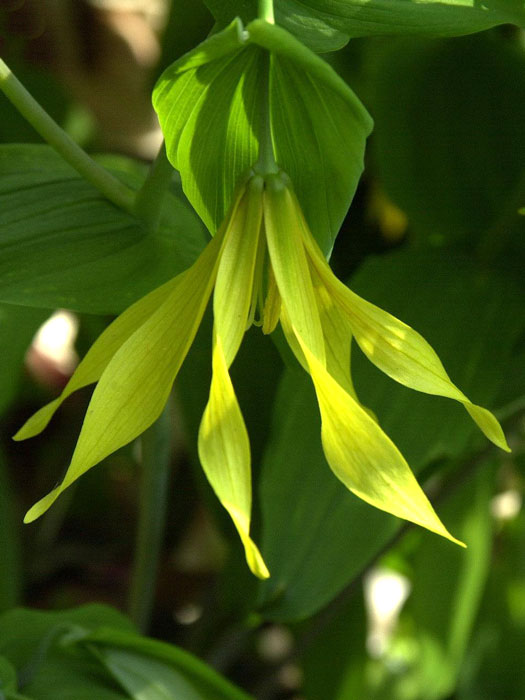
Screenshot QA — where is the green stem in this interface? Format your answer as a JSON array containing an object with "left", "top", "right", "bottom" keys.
[
  {"left": 258, "top": 0, "right": 275, "bottom": 23},
  {"left": 133, "top": 142, "right": 173, "bottom": 231},
  {"left": 128, "top": 403, "right": 172, "bottom": 633},
  {"left": 255, "top": 55, "right": 279, "bottom": 176},
  {"left": 0, "top": 58, "right": 136, "bottom": 214}
]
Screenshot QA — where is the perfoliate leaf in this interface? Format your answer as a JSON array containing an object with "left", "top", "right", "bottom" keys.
[{"left": 153, "top": 18, "right": 372, "bottom": 253}]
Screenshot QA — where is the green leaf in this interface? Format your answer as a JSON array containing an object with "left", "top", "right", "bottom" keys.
[
  {"left": 300, "top": 592, "right": 367, "bottom": 699},
  {"left": 0, "top": 304, "right": 48, "bottom": 416},
  {"left": 250, "top": 20, "right": 373, "bottom": 253},
  {"left": 74, "top": 628, "right": 251, "bottom": 700},
  {"left": 278, "top": 0, "right": 525, "bottom": 39},
  {"left": 153, "top": 20, "right": 266, "bottom": 235},
  {"left": 0, "top": 145, "right": 207, "bottom": 314},
  {"left": 0, "top": 605, "right": 133, "bottom": 700},
  {"left": 89, "top": 650, "right": 205, "bottom": 700},
  {"left": 0, "top": 448, "right": 22, "bottom": 612},
  {"left": 0, "top": 655, "right": 18, "bottom": 693},
  {"left": 203, "top": 0, "right": 348, "bottom": 52},
  {"left": 369, "top": 33, "right": 525, "bottom": 245},
  {"left": 153, "top": 19, "right": 372, "bottom": 253},
  {"left": 204, "top": 0, "right": 524, "bottom": 51},
  {"left": 257, "top": 249, "right": 524, "bottom": 620}
]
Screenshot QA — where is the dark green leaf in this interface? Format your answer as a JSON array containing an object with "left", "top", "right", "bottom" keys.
[
  {"left": 75, "top": 628, "right": 251, "bottom": 700},
  {"left": 0, "top": 304, "right": 49, "bottom": 416},
  {"left": 0, "top": 655, "right": 17, "bottom": 692},
  {"left": 204, "top": 0, "right": 524, "bottom": 51},
  {"left": 0, "top": 448, "right": 22, "bottom": 612},
  {"left": 369, "top": 33, "right": 525, "bottom": 246},
  {"left": 277, "top": 0, "right": 525, "bottom": 40},
  {"left": 0, "top": 145, "right": 207, "bottom": 314},
  {"left": 0, "top": 605, "right": 133, "bottom": 700}
]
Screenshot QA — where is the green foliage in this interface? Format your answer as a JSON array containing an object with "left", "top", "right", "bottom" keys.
[
  {"left": 153, "top": 18, "right": 372, "bottom": 252},
  {"left": 74, "top": 628, "right": 251, "bottom": 700},
  {"left": 369, "top": 31, "right": 525, "bottom": 246},
  {"left": 0, "top": 606, "right": 247, "bottom": 700},
  {"left": 205, "top": 0, "right": 525, "bottom": 51},
  {"left": 0, "top": 304, "right": 48, "bottom": 416},
  {"left": 0, "top": 145, "right": 207, "bottom": 314}
]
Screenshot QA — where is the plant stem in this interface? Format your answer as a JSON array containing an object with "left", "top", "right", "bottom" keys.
[
  {"left": 128, "top": 403, "right": 172, "bottom": 633},
  {"left": 258, "top": 0, "right": 275, "bottom": 23},
  {"left": 255, "top": 55, "right": 279, "bottom": 175},
  {"left": 133, "top": 142, "right": 173, "bottom": 231},
  {"left": 0, "top": 58, "right": 136, "bottom": 214}
]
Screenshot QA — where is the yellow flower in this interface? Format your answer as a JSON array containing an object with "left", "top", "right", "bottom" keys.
[{"left": 15, "top": 170, "right": 509, "bottom": 579}]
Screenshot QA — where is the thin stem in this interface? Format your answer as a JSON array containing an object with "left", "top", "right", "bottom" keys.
[
  {"left": 255, "top": 54, "right": 279, "bottom": 176},
  {"left": 0, "top": 58, "right": 136, "bottom": 214},
  {"left": 258, "top": 0, "right": 275, "bottom": 23},
  {"left": 128, "top": 403, "right": 172, "bottom": 633},
  {"left": 133, "top": 142, "right": 173, "bottom": 231}
]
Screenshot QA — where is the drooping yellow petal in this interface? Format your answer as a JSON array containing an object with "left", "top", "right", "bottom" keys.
[
  {"left": 198, "top": 335, "right": 269, "bottom": 579},
  {"left": 313, "top": 273, "right": 357, "bottom": 399},
  {"left": 263, "top": 175, "right": 325, "bottom": 365},
  {"left": 14, "top": 276, "right": 182, "bottom": 441},
  {"left": 262, "top": 265, "right": 281, "bottom": 335},
  {"left": 297, "top": 336, "right": 464, "bottom": 546},
  {"left": 214, "top": 176, "right": 263, "bottom": 365},
  {"left": 300, "top": 210, "right": 509, "bottom": 452},
  {"left": 24, "top": 224, "right": 225, "bottom": 524}
]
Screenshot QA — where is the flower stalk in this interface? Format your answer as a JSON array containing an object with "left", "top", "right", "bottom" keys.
[
  {"left": 258, "top": 0, "right": 275, "bottom": 24},
  {"left": 128, "top": 402, "right": 172, "bottom": 633}
]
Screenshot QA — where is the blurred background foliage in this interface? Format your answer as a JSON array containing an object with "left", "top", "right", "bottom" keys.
[{"left": 0, "top": 1, "right": 524, "bottom": 698}]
